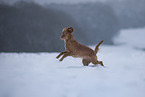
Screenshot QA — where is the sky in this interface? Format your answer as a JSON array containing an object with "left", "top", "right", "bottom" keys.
[{"left": 0, "top": 0, "right": 124, "bottom": 5}]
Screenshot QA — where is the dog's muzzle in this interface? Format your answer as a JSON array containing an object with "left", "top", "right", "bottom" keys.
[{"left": 60, "top": 35, "right": 64, "bottom": 40}]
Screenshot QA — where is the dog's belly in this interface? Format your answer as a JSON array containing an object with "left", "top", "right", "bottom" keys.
[
  {"left": 72, "top": 55, "right": 80, "bottom": 58},
  {"left": 72, "top": 53, "right": 92, "bottom": 59}
]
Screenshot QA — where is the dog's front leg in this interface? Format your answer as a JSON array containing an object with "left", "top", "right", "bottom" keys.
[
  {"left": 59, "top": 52, "right": 72, "bottom": 61},
  {"left": 56, "top": 51, "right": 67, "bottom": 59}
]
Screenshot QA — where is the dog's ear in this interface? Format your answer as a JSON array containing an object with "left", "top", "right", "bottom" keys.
[{"left": 67, "top": 27, "right": 74, "bottom": 33}]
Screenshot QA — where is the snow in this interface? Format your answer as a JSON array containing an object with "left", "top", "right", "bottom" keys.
[{"left": 0, "top": 28, "right": 145, "bottom": 97}]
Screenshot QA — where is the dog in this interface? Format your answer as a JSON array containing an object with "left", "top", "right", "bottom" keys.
[{"left": 56, "top": 26, "right": 104, "bottom": 66}]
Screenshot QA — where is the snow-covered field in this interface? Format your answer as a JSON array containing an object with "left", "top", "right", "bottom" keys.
[{"left": 0, "top": 28, "right": 145, "bottom": 97}]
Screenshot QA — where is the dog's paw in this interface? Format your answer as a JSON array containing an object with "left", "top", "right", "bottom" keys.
[{"left": 59, "top": 59, "right": 63, "bottom": 61}]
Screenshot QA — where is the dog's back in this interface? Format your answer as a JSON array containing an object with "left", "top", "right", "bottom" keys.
[{"left": 65, "top": 39, "right": 95, "bottom": 58}]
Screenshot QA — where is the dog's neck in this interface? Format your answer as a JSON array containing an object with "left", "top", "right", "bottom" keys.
[{"left": 65, "top": 34, "right": 75, "bottom": 43}]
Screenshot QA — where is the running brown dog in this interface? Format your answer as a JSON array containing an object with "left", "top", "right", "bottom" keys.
[{"left": 56, "top": 26, "right": 104, "bottom": 66}]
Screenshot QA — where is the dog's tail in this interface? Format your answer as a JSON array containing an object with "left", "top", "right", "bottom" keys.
[{"left": 94, "top": 40, "right": 104, "bottom": 54}]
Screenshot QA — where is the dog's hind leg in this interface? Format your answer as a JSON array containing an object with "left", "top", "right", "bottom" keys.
[
  {"left": 92, "top": 60, "right": 104, "bottom": 67},
  {"left": 82, "top": 59, "right": 91, "bottom": 66},
  {"left": 91, "top": 56, "right": 104, "bottom": 67},
  {"left": 97, "top": 61, "right": 104, "bottom": 67}
]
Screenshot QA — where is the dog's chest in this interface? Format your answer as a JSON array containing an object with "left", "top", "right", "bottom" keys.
[
  {"left": 65, "top": 40, "right": 75, "bottom": 51},
  {"left": 65, "top": 42, "right": 72, "bottom": 50}
]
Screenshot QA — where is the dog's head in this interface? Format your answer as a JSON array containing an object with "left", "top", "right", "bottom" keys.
[{"left": 61, "top": 27, "right": 74, "bottom": 40}]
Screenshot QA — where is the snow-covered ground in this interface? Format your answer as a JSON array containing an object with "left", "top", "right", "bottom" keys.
[{"left": 0, "top": 28, "right": 145, "bottom": 97}]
